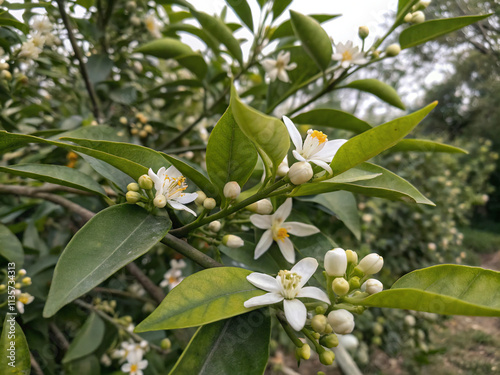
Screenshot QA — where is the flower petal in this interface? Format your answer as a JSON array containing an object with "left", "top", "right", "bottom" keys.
[
  {"left": 261, "top": 58, "right": 276, "bottom": 72},
  {"left": 283, "top": 299, "right": 307, "bottom": 331},
  {"left": 292, "top": 150, "right": 306, "bottom": 162},
  {"left": 250, "top": 214, "right": 272, "bottom": 229},
  {"left": 309, "top": 159, "right": 333, "bottom": 174},
  {"left": 313, "top": 139, "right": 348, "bottom": 161},
  {"left": 277, "top": 69, "right": 290, "bottom": 83},
  {"left": 283, "top": 116, "right": 303, "bottom": 152},
  {"left": 175, "top": 192, "right": 198, "bottom": 204},
  {"left": 277, "top": 237, "right": 295, "bottom": 264},
  {"left": 286, "top": 62, "right": 297, "bottom": 70},
  {"left": 168, "top": 200, "right": 197, "bottom": 216},
  {"left": 291, "top": 257, "right": 318, "bottom": 287},
  {"left": 244, "top": 293, "right": 283, "bottom": 308},
  {"left": 274, "top": 198, "right": 292, "bottom": 222},
  {"left": 297, "top": 286, "right": 331, "bottom": 304},
  {"left": 246, "top": 273, "right": 281, "bottom": 293},
  {"left": 166, "top": 165, "right": 182, "bottom": 178},
  {"left": 254, "top": 229, "right": 273, "bottom": 259},
  {"left": 285, "top": 222, "right": 320, "bottom": 236}
]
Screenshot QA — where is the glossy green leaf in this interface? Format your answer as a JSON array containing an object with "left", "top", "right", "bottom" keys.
[
  {"left": 166, "top": 23, "right": 221, "bottom": 53},
  {"left": 272, "top": 0, "right": 293, "bottom": 20},
  {"left": 352, "top": 265, "right": 500, "bottom": 316},
  {"left": 169, "top": 309, "right": 270, "bottom": 375},
  {"left": 400, "top": 15, "right": 492, "bottom": 49},
  {"left": 0, "top": 224, "right": 24, "bottom": 266},
  {"left": 0, "top": 12, "right": 29, "bottom": 34},
  {"left": 135, "top": 38, "right": 207, "bottom": 78},
  {"left": 388, "top": 139, "right": 468, "bottom": 154},
  {"left": 331, "top": 102, "right": 437, "bottom": 176},
  {"left": 0, "top": 164, "right": 106, "bottom": 197},
  {"left": 396, "top": 0, "right": 415, "bottom": 17},
  {"left": 191, "top": 10, "right": 243, "bottom": 65},
  {"left": 301, "top": 192, "right": 360, "bottom": 240},
  {"left": 85, "top": 54, "right": 113, "bottom": 85},
  {"left": 0, "top": 317, "right": 30, "bottom": 374},
  {"left": 206, "top": 107, "right": 258, "bottom": 195},
  {"left": 225, "top": 0, "right": 253, "bottom": 31},
  {"left": 62, "top": 313, "right": 105, "bottom": 363},
  {"left": 292, "top": 162, "right": 434, "bottom": 206},
  {"left": 270, "top": 14, "right": 340, "bottom": 41},
  {"left": 291, "top": 109, "right": 372, "bottom": 134},
  {"left": 293, "top": 230, "right": 337, "bottom": 266},
  {"left": 43, "top": 205, "right": 171, "bottom": 317},
  {"left": 231, "top": 87, "right": 289, "bottom": 174},
  {"left": 342, "top": 79, "right": 405, "bottom": 110},
  {"left": 78, "top": 153, "right": 133, "bottom": 192},
  {"left": 135, "top": 267, "right": 265, "bottom": 331},
  {"left": 289, "top": 10, "right": 333, "bottom": 71}
]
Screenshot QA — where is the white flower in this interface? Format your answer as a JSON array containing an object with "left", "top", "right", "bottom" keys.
[
  {"left": 145, "top": 14, "right": 162, "bottom": 38},
  {"left": 160, "top": 259, "right": 186, "bottom": 290},
  {"left": 31, "top": 16, "right": 52, "bottom": 34},
  {"left": 357, "top": 253, "right": 384, "bottom": 275},
  {"left": 338, "top": 334, "right": 359, "bottom": 350},
  {"left": 121, "top": 351, "right": 148, "bottom": 375},
  {"left": 246, "top": 199, "right": 273, "bottom": 214},
  {"left": 148, "top": 166, "right": 198, "bottom": 216},
  {"left": 332, "top": 41, "right": 368, "bottom": 69},
  {"left": 18, "top": 41, "right": 42, "bottom": 60},
  {"left": 14, "top": 290, "right": 34, "bottom": 314},
  {"left": 222, "top": 234, "right": 245, "bottom": 248},
  {"left": 283, "top": 116, "right": 347, "bottom": 175},
  {"left": 361, "top": 278, "right": 383, "bottom": 294},
  {"left": 288, "top": 161, "right": 313, "bottom": 185},
  {"left": 276, "top": 155, "right": 289, "bottom": 177},
  {"left": 328, "top": 309, "right": 355, "bottom": 334},
  {"left": 324, "top": 248, "right": 347, "bottom": 276},
  {"left": 244, "top": 257, "right": 330, "bottom": 331},
  {"left": 250, "top": 198, "right": 319, "bottom": 263},
  {"left": 223, "top": 181, "right": 241, "bottom": 199},
  {"left": 30, "top": 33, "right": 46, "bottom": 49},
  {"left": 261, "top": 51, "right": 297, "bottom": 83},
  {"left": 112, "top": 340, "right": 148, "bottom": 363}
]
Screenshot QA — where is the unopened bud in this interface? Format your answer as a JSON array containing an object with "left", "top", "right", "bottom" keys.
[
  {"left": 404, "top": 12, "right": 413, "bottom": 23},
  {"left": 119, "top": 116, "right": 128, "bottom": 124},
  {"left": 126, "top": 1, "right": 137, "bottom": 11},
  {"left": 130, "top": 16, "right": 141, "bottom": 26},
  {"left": 223, "top": 181, "right": 241, "bottom": 200},
  {"left": 361, "top": 278, "right": 383, "bottom": 294},
  {"left": 246, "top": 199, "right": 273, "bottom": 214},
  {"left": 418, "top": 0, "right": 431, "bottom": 9},
  {"left": 404, "top": 315, "right": 416, "bottom": 327},
  {"left": 315, "top": 305, "right": 327, "bottom": 315},
  {"left": 22, "top": 277, "right": 32, "bottom": 285},
  {"left": 222, "top": 234, "right": 244, "bottom": 248},
  {"left": 296, "top": 344, "right": 311, "bottom": 360},
  {"left": 357, "top": 253, "right": 383, "bottom": 275},
  {"left": 144, "top": 124, "right": 153, "bottom": 133},
  {"left": 203, "top": 198, "right": 216, "bottom": 210},
  {"left": 15, "top": 283, "right": 21, "bottom": 289},
  {"left": 161, "top": 338, "right": 172, "bottom": 350},
  {"left": 311, "top": 314, "right": 328, "bottom": 334},
  {"left": 345, "top": 250, "right": 358, "bottom": 265},
  {"left": 349, "top": 276, "right": 361, "bottom": 290},
  {"left": 126, "top": 191, "right": 141, "bottom": 204},
  {"left": 373, "top": 322, "right": 384, "bottom": 335},
  {"left": 332, "top": 277, "right": 350, "bottom": 296},
  {"left": 288, "top": 161, "right": 313, "bottom": 185},
  {"left": 324, "top": 248, "right": 347, "bottom": 276},
  {"left": 411, "top": 11, "right": 425, "bottom": 24},
  {"left": 358, "top": 26, "right": 369, "bottom": 39},
  {"left": 18, "top": 269, "right": 27, "bottom": 277},
  {"left": 127, "top": 182, "right": 140, "bottom": 192},
  {"left": 138, "top": 175, "right": 153, "bottom": 189},
  {"left": 385, "top": 44, "right": 401, "bottom": 57},
  {"left": 1, "top": 70, "right": 12, "bottom": 80},
  {"left": 0, "top": 62, "right": 9, "bottom": 70},
  {"left": 153, "top": 195, "right": 167, "bottom": 208},
  {"left": 319, "top": 350, "right": 335, "bottom": 365},
  {"left": 195, "top": 191, "right": 207, "bottom": 205},
  {"left": 208, "top": 220, "right": 221, "bottom": 232},
  {"left": 320, "top": 333, "right": 339, "bottom": 348},
  {"left": 324, "top": 323, "right": 333, "bottom": 334},
  {"left": 139, "top": 130, "right": 148, "bottom": 138},
  {"left": 328, "top": 309, "right": 355, "bottom": 334},
  {"left": 0, "top": 285, "right": 5, "bottom": 292},
  {"left": 277, "top": 157, "right": 289, "bottom": 177}
]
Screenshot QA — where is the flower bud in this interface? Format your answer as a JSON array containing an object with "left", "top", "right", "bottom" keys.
[
  {"left": 208, "top": 220, "right": 221, "bottom": 232},
  {"left": 324, "top": 248, "right": 347, "bottom": 276},
  {"left": 338, "top": 334, "right": 359, "bottom": 350},
  {"left": 1, "top": 70, "right": 12, "bottom": 80},
  {"left": 246, "top": 199, "right": 273, "bottom": 214},
  {"left": 0, "top": 285, "right": 5, "bottom": 292},
  {"left": 345, "top": 250, "right": 358, "bottom": 265},
  {"left": 223, "top": 181, "right": 241, "bottom": 200},
  {"left": 361, "top": 278, "right": 383, "bottom": 294},
  {"left": 161, "top": 338, "right": 172, "bottom": 350},
  {"left": 15, "top": 283, "right": 21, "bottom": 289},
  {"left": 373, "top": 322, "right": 384, "bottom": 336},
  {"left": 0, "top": 62, "right": 9, "bottom": 70},
  {"left": 144, "top": 124, "right": 153, "bottom": 133},
  {"left": 127, "top": 182, "right": 140, "bottom": 192},
  {"left": 319, "top": 350, "right": 335, "bottom": 365},
  {"left": 222, "top": 235, "right": 244, "bottom": 248},
  {"left": 328, "top": 309, "right": 355, "bottom": 334},
  {"left": 404, "top": 315, "right": 416, "bottom": 327},
  {"left": 139, "top": 130, "right": 148, "bottom": 138},
  {"left": 315, "top": 305, "right": 327, "bottom": 315},
  {"left": 348, "top": 276, "right": 361, "bottom": 290},
  {"left": 357, "top": 253, "right": 383, "bottom": 275},
  {"left": 404, "top": 12, "right": 413, "bottom": 23},
  {"left": 126, "top": 191, "right": 141, "bottom": 204},
  {"left": 296, "top": 344, "right": 311, "bottom": 360},
  {"left": 411, "top": 11, "right": 425, "bottom": 24},
  {"left": 319, "top": 333, "right": 339, "bottom": 348},
  {"left": 203, "top": 198, "right": 216, "bottom": 210},
  {"left": 22, "top": 277, "right": 32, "bottom": 285},
  {"left": 119, "top": 116, "right": 128, "bottom": 124},
  {"left": 324, "top": 323, "right": 333, "bottom": 334},
  {"left": 332, "top": 277, "right": 349, "bottom": 296},
  {"left": 385, "top": 44, "right": 401, "bottom": 57},
  {"left": 358, "top": 26, "right": 369, "bottom": 39},
  {"left": 126, "top": 1, "right": 136, "bottom": 11},
  {"left": 288, "top": 162, "right": 313, "bottom": 185},
  {"left": 153, "top": 195, "right": 167, "bottom": 208},
  {"left": 138, "top": 175, "right": 153, "bottom": 189},
  {"left": 195, "top": 191, "right": 207, "bottom": 205},
  {"left": 277, "top": 157, "right": 289, "bottom": 177},
  {"left": 311, "top": 314, "right": 328, "bottom": 334},
  {"left": 18, "top": 269, "right": 27, "bottom": 277}
]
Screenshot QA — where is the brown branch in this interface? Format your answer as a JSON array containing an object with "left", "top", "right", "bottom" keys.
[
  {"left": 92, "top": 287, "right": 156, "bottom": 304},
  {"left": 30, "top": 352, "right": 44, "bottom": 375},
  {"left": 56, "top": 0, "right": 102, "bottom": 120},
  {"left": 162, "top": 234, "right": 223, "bottom": 268},
  {"left": 125, "top": 263, "right": 165, "bottom": 304},
  {"left": 49, "top": 322, "right": 70, "bottom": 352}
]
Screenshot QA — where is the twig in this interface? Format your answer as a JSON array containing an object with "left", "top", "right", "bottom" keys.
[
  {"left": 125, "top": 263, "right": 165, "bottom": 304},
  {"left": 56, "top": 0, "right": 102, "bottom": 120},
  {"left": 161, "top": 234, "right": 222, "bottom": 268},
  {"left": 92, "top": 287, "right": 156, "bottom": 304},
  {"left": 333, "top": 345, "right": 363, "bottom": 375},
  {"left": 49, "top": 322, "right": 70, "bottom": 352},
  {"left": 30, "top": 352, "right": 44, "bottom": 375}
]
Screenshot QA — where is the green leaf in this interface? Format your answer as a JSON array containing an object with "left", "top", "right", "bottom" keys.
[
  {"left": 272, "top": 0, "right": 293, "bottom": 20},
  {"left": 396, "top": 0, "right": 414, "bottom": 18},
  {"left": 85, "top": 54, "right": 113, "bottom": 85},
  {"left": 0, "top": 12, "right": 29, "bottom": 34},
  {"left": 135, "top": 38, "right": 207, "bottom": 78},
  {"left": 400, "top": 15, "right": 492, "bottom": 49},
  {"left": 65, "top": 355, "right": 100, "bottom": 375},
  {"left": 225, "top": 0, "right": 253, "bottom": 31},
  {"left": 301, "top": 192, "right": 360, "bottom": 240},
  {"left": 191, "top": 10, "right": 243, "bottom": 65},
  {"left": 331, "top": 102, "right": 437, "bottom": 176},
  {"left": 62, "top": 313, "right": 105, "bottom": 363},
  {"left": 0, "top": 316, "right": 31, "bottom": 374},
  {"left": 109, "top": 86, "right": 137, "bottom": 105},
  {"left": 135, "top": 267, "right": 265, "bottom": 331},
  {"left": 230, "top": 86, "right": 289, "bottom": 175},
  {"left": 270, "top": 14, "right": 340, "bottom": 41},
  {"left": 0, "top": 164, "right": 107, "bottom": 197},
  {"left": 169, "top": 309, "right": 270, "bottom": 375},
  {"left": 352, "top": 265, "right": 500, "bottom": 316},
  {"left": 289, "top": 10, "right": 333, "bottom": 71},
  {"left": 342, "top": 79, "right": 405, "bottom": 110},
  {"left": 206, "top": 107, "right": 258, "bottom": 195},
  {"left": 292, "top": 162, "right": 434, "bottom": 206},
  {"left": 291, "top": 109, "right": 372, "bottom": 134},
  {"left": 0, "top": 224, "right": 24, "bottom": 266},
  {"left": 43, "top": 205, "right": 171, "bottom": 317},
  {"left": 388, "top": 139, "right": 468, "bottom": 154}
]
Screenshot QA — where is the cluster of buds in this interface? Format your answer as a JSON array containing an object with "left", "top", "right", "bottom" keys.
[
  {"left": 0, "top": 269, "right": 34, "bottom": 314},
  {"left": 127, "top": 113, "right": 154, "bottom": 138},
  {"left": 125, "top": 175, "right": 152, "bottom": 205},
  {"left": 404, "top": 1, "right": 431, "bottom": 24}
]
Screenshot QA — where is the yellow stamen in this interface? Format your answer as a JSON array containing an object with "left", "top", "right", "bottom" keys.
[
  {"left": 310, "top": 130, "right": 327, "bottom": 144},
  {"left": 274, "top": 228, "right": 289, "bottom": 242},
  {"left": 342, "top": 50, "right": 353, "bottom": 61},
  {"left": 19, "top": 296, "right": 29, "bottom": 304},
  {"left": 278, "top": 270, "right": 302, "bottom": 299},
  {"left": 130, "top": 363, "right": 138, "bottom": 372},
  {"left": 169, "top": 276, "right": 177, "bottom": 283}
]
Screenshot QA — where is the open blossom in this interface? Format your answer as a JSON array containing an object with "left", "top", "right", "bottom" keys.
[
  {"left": 112, "top": 340, "right": 148, "bottom": 363},
  {"left": 283, "top": 116, "right": 347, "bottom": 175},
  {"left": 244, "top": 257, "right": 330, "bottom": 331},
  {"left": 145, "top": 14, "right": 162, "bottom": 38},
  {"left": 14, "top": 290, "right": 34, "bottom": 314},
  {"left": 32, "top": 16, "right": 52, "bottom": 34},
  {"left": 250, "top": 198, "right": 319, "bottom": 263},
  {"left": 121, "top": 351, "right": 148, "bottom": 375},
  {"left": 148, "top": 166, "right": 198, "bottom": 216},
  {"left": 18, "top": 40, "right": 42, "bottom": 60},
  {"left": 261, "top": 51, "right": 297, "bottom": 83},
  {"left": 160, "top": 259, "right": 186, "bottom": 290},
  {"left": 332, "top": 41, "right": 368, "bottom": 68}
]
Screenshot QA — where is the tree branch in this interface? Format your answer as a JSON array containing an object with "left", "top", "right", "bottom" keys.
[
  {"left": 30, "top": 352, "right": 44, "bottom": 375},
  {"left": 49, "top": 322, "right": 70, "bottom": 352},
  {"left": 162, "top": 234, "right": 222, "bottom": 268},
  {"left": 125, "top": 263, "right": 165, "bottom": 304}
]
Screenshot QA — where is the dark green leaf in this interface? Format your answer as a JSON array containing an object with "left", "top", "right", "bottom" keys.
[
  {"left": 270, "top": 14, "right": 340, "bottom": 41},
  {"left": 342, "top": 79, "right": 405, "bottom": 110},
  {"left": 219, "top": 237, "right": 281, "bottom": 274},
  {"left": 225, "top": 0, "right": 253, "bottom": 31},
  {"left": 62, "top": 313, "right": 105, "bottom": 363},
  {"left": 86, "top": 54, "right": 113, "bottom": 85},
  {"left": 0, "top": 13, "right": 29, "bottom": 34},
  {"left": 272, "top": 0, "right": 293, "bottom": 20},
  {"left": 0, "top": 224, "right": 24, "bottom": 266},
  {"left": 291, "top": 109, "right": 372, "bottom": 134}
]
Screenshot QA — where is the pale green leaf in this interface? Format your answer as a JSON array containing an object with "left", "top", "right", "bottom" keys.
[
  {"left": 291, "top": 109, "right": 372, "bottom": 134},
  {"left": 0, "top": 317, "right": 30, "bottom": 374},
  {"left": 388, "top": 139, "right": 468, "bottom": 154},
  {"left": 342, "top": 79, "right": 405, "bottom": 110},
  {"left": 270, "top": 14, "right": 340, "bottom": 41}
]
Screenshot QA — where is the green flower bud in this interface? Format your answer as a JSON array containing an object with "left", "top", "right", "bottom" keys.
[
  {"left": 373, "top": 323, "right": 384, "bottom": 336},
  {"left": 126, "top": 191, "right": 141, "bottom": 204},
  {"left": 18, "top": 269, "right": 27, "bottom": 277},
  {"left": 195, "top": 191, "right": 207, "bottom": 205},
  {"left": 296, "top": 344, "right": 311, "bottom": 360},
  {"left": 207, "top": 220, "right": 221, "bottom": 232},
  {"left": 372, "top": 336, "right": 382, "bottom": 346},
  {"left": 404, "top": 12, "right": 413, "bottom": 23},
  {"left": 0, "top": 284, "right": 6, "bottom": 292},
  {"left": 324, "top": 323, "right": 333, "bottom": 334},
  {"left": 311, "top": 314, "right": 328, "bottom": 334},
  {"left": 319, "top": 333, "right": 339, "bottom": 348},
  {"left": 345, "top": 250, "right": 358, "bottom": 265},
  {"left": 153, "top": 195, "right": 167, "bottom": 208},
  {"left": 14, "top": 283, "right": 21, "bottom": 289},
  {"left": 385, "top": 44, "right": 401, "bottom": 57},
  {"left": 332, "top": 277, "right": 350, "bottom": 296},
  {"left": 203, "top": 198, "right": 216, "bottom": 210},
  {"left": 315, "top": 305, "right": 327, "bottom": 315},
  {"left": 358, "top": 26, "right": 369, "bottom": 39},
  {"left": 349, "top": 276, "right": 361, "bottom": 290},
  {"left": 127, "top": 182, "right": 140, "bottom": 192},
  {"left": 22, "top": 277, "right": 32, "bottom": 285},
  {"left": 319, "top": 350, "right": 335, "bottom": 365},
  {"left": 138, "top": 175, "right": 153, "bottom": 189},
  {"left": 161, "top": 338, "right": 172, "bottom": 350},
  {"left": 1, "top": 70, "right": 12, "bottom": 80}
]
